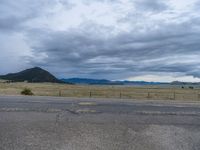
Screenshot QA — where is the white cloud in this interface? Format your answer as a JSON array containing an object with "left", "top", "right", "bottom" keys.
[
  {"left": 0, "top": 33, "right": 32, "bottom": 74},
  {"left": 127, "top": 74, "right": 200, "bottom": 82}
]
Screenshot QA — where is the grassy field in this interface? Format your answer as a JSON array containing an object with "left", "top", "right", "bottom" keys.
[{"left": 0, "top": 81, "right": 200, "bottom": 101}]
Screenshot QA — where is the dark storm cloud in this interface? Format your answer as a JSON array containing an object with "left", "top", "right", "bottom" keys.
[
  {"left": 1, "top": 0, "right": 200, "bottom": 80},
  {"left": 27, "top": 14, "right": 200, "bottom": 79},
  {"left": 0, "top": 0, "right": 73, "bottom": 32}
]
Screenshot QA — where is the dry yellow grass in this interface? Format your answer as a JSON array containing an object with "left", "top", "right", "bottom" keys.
[{"left": 0, "top": 82, "right": 200, "bottom": 101}]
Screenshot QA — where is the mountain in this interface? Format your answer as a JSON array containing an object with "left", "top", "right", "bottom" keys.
[
  {"left": 61, "top": 78, "right": 166, "bottom": 85},
  {"left": 0, "top": 67, "right": 63, "bottom": 83},
  {"left": 61, "top": 78, "right": 113, "bottom": 85},
  {"left": 0, "top": 67, "right": 172, "bottom": 85},
  {"left": 171, "top": 81, "right": 200, "bottom": 85}
]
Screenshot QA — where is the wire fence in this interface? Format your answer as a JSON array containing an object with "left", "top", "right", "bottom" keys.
[
  {"left": 54, "top": 89, "right": 200, "bottom": 101},
  {"left": 1, "top": 82, "right": 200, "bottom": 101}
]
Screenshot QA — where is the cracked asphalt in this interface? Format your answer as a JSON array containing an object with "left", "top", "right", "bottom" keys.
[{"left": 0, "top": 96, "right": 200, "bottom": 150}]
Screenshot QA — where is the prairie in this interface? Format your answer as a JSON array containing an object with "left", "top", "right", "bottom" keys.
[{"left": 0, "top": 82, "right": 200, "bottom": 101}]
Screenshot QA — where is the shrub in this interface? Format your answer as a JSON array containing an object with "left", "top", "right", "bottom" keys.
[
  {"left": 21, "top": 88, "right": 34, "bottom": 95},
  {"left": 189, "top": 86, "right": 194, "bottom": 89}
]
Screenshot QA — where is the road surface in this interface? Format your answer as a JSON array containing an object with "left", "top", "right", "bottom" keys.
[{"left": 0, "top": 96, "right": 200, "bottom": 150}]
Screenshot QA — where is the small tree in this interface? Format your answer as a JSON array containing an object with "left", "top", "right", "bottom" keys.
[{"left": 21, "top": 88, "right": 34, "bottom": 95}]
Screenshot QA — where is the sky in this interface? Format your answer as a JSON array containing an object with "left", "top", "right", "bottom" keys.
[{"left": 1, "top": 0, "right": 200, "bottom": 82}]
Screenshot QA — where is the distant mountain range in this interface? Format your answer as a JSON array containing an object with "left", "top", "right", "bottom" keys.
[
  {"left": 0, "top": 67, "right": 199, "bottom": 86},
  {"left": 171, "top": 81, "right": 200, "bottom": 85},
  {"left": 0, "top": 67, "right": 63, "bottom": 83},
  {"left": 61, "top": 78, "right": 166, "bottom": 85},
  {"left": 61, "top": 78, "right": 112, "bottom": 85}
]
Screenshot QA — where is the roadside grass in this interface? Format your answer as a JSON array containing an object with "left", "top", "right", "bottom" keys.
[{"left": 0, "top": 82, "right": 200, "bottom": 101}]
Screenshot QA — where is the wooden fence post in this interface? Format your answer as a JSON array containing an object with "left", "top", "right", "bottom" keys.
[
  {"left": 173, "top": 92, "right": 176, "bottom": 100},
  {"left": 147, "top": 92, "right": 150, "bottom": 99},
  {"left": 90, "top": 91, "right": 92, "bottom": 98}
]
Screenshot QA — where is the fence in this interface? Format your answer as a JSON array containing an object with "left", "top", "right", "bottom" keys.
[
  {"left": 1, "top": 82, "right": 200, "bottom": 101},
  {"left": 55, "top": 89, "right": 200, "bottom": 101}
]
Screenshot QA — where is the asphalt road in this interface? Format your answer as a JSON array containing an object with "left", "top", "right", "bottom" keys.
[{"left": 0, "top": 96, "right": 200, "bottom": 150}]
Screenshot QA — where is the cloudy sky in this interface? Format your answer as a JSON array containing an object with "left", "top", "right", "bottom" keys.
[{"left": 1, "top": 0, "right": 200, "bottom": 82}]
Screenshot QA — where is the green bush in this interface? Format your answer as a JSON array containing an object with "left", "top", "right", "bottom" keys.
[{"left": 21, "top": 88, "right": 34, "bottom": 95}]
